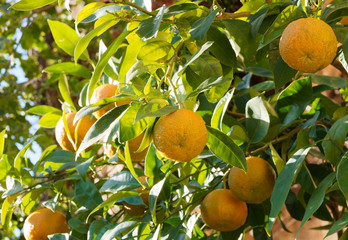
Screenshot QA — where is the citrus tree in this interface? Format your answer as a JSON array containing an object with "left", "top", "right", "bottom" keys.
[{"left": 1, "top": 0, "right": 348, "bottom": 239}]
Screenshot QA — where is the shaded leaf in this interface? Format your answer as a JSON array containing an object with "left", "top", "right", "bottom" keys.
[
  {"left": 136, "top": 6, "right": 165, "bottom": 41},
  {"left": 268, "top": 145, "right": 312, "bottom": 232},
  {"left": 74, "top": 179, "right": 103, "bottom": 210},
  {"left": 189, "top": 8, "right": 219, "bottom": 41},
  {"left": 206, "top": 126, "right": 247, "bottom": 170},
  {"left": 337, "top": 152, "right": 348, "bottom": 201},
  {"left": 100, "top": 171, "right": 140, "bottom": 193},
  {"left": 44, "top": 62, "right": 91, "bottom": 78},
  {"left": 273, "top": 56, "right": 297, "bottom": 91},
  {"left": 246, "top": 95, "right": 270, "bottom": 143}
]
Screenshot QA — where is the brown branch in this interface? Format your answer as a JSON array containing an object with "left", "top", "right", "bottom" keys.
[{"left": 214, "top": 12, "right": 251, "bottom": 21}]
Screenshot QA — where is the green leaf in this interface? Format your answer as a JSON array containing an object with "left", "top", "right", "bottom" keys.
[
  {"left": 76, "top": 2, "right": 105, "bottom": 25},
  {"left": 2, "top": 176, "right": 23, "bottom": 198},
  {"left": 77, "top": 104, "right": 129, "bottom": 154},
  {"left": 100, "top": 171, "right": 141, "bottom": 193},
  {"left": 311, "top": 74, "right": 347, "bottom": 89},
  {"left": 47, "top": 20, "right": 88, "bottom": 60},
  {"left": 321, "top": 0, "right": 348, "bottom": 20},
  {"left": 268, "top": 145, "right": 312, "bottom": 232},
  {"left": 326, "top": 211, "right": 348, "bottom": 238},
  {"left": 14, "top": 135, "right": 40, "bottom": 172},
  {"left": 0, "top": 155, "right": 12, "bottom": 181},
  {"left": 176, "top": 41, "right": 214, "bottom": 76},
  {"left": 119, "top": 104, "right": 147, "bottom": 142},
  {"left": 80, "top": 5, "right": 129, "bottom": 24},
  {"left": 273, "top": 56, "right": 297, "bottom": 91},
  {"left": 87, "top": 31, "right": 130, "bottom": 102},
  {"left": 276, "top": 77, "right": 312, "bottom": 128},
  {"left": 26, "top": 105, "right": 61, "bottom": 116},
  {"left": 337, "top": 152, "right": 348, "bottom": 202},
  {"left": 211, "top": 89, "right": 235, "bottom": 131},
  {"left": 249, "top": 7, "right": 269, "bottom": 38},
  {"left": 145, "top": 144, "right": 163, "bottom": 179},
  {"left": 74, "top": 179, "right": 103, "bottom": 210},
  {"left": 296, "top": 172, "right": 336, "bottom": 237},
  {"left": 134, "top": 103, "right": 178, "bottom": 123},
  {"left": 38, "top": 111, "right": 62, "bottom": 128},
  {"left": 1, "top": 196, "right": 15, "bottom": 230},
  {"left": 206, "top": 126, "right": 247, "bottom": 171},
  {"left": 75, "top": 19, "right": 117, "bottom": 63},
  {"left": 0, "top": 129, "right": 5, "bottom": 158},
  {"left": 87, "top": 192, "right": 138, "bottom": 221},
  {"left": 149, "top": 178, "right": 166, "bottom": 224},
  {"left": 246, "top": 95, "right": 270, "bottom": 143},
  {"left": 58, "top": 74, "right": 76, "bottom": 111},
  {"left": 48, "top": 234, "right": 79, "bottom": 240},
  {"left": 206, "top": 26, "right": 237, "bottom": 67},
  {"left": 137, "top": 41, "right": 173, "bottom": 62},
  {"left": 76, "top": 157, "right": 93, "bottom": 179},
  {"left": 101, "top": 221, "right": 138, "bottom": 240},
  {"left": 88, "top": 220, "right": 106, "bottom": 240},
  {"left": 189, "top": 8, "right": 219, "bottom": 41},
  {"left": 136, "top": 6, "right": 165, "bottom": 41},
  {"left": 322, "top": 115, "right": 348, "bottom": 166},
  {"left": 185, "top": 76, "right": 232, "bottom": 100},
  {"left": 44, "top": 62, "right": 91, "bottom": 78},
  {"left": 259, "top": 5, "right": 303, "bottom": 48},
  {"left": 10, "top": 0, "right": 56, "bottom": 11}
]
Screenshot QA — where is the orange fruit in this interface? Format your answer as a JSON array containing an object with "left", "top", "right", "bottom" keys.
[
  {"left": 90, "top": 84, "right": 130, "bottom": 119},
  {"left": 23, "top": 208, "right": 69, "bottom": 240},
  {"left": 55, "top": 112, "right": 95, "bottom": 152},
  {"left": 200, "top": 189, "right": 248, "bottom": 232},
  {"left": 322, "top": 0, "right": 348, "bottom": 26},
  {"left": 105, "top": 132, "right": 149, "bottom": 162},
  {"left": 123, "top": 176, "right": 149, "bottom": 217},
  {"left": 228, "top": 156, "right": 276, "bottom": 204},
  {"left": 153, "top": 109, "right": 208, "bottom": 162},
  {"left": 279, "top": 18, "right": 337, "bottom": 73}
]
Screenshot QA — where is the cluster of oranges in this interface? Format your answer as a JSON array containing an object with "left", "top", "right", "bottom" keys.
[{"left": 200, "top": 156, "right": 276, "bottom": 232}]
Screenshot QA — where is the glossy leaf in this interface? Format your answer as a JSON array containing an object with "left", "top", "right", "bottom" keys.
[
  {"left": 101, "top": 221, "right": 138, "bottom": 240},
  {"left": 26, "top": 105, "right": 61, "bottom": 115},
  {"left": 75, "top": 19, "right": 117, "bottom": 63},
  {"left": 47, "top": 20, "right": 88, "bottom": 60},
  {"left": 10, "top": 0, "right": 56, "bottom": 11},
  {"left": 149, "top": 178, "right": 166, "bottom": 224},
  {"left": 268, "top": 145, "right": 312, "bottom": 232},
  {"left": 75, "top": 2, "right": 105, "bottom": 25},
  {"left": 86, "top": 31, "right": 130, "bottom": 102},
  {"left": 100, "top": 171, "right": 141, "bottom": 193},
  {"left": 136, "top": 6, "right": 165, "bottom": 41},
  {"left": 311, "top": 74, "right": 347, "bottom": 89},
  {"left": 81, "top": 5, "right": 129, "bottom": 24},
  {"left": 276, "top": 77, "right": 312, "bottom": 128},
  {"left": 259, "top": 5, "right": 303, "bottom": 48},
  {"left": 246, "top": 95, "right": 270, "bottom": 143},
  {"left": 322, "top": 114, "right": 348, "bottom": 166},
  {"left": 211, "top": 89, "right": 235, "bottom": 130},
  {"left": 326, "top": 211, "right": 348, "bottom": 238},
  {"left": 74, "top": 179, "right": 103, "bottom": 210},
  {"left": 38, "top": 111, "right": 62, "bottom": 128},
  {"left": 137, "top": 41, "right": 173, "bottom": 62},
  {"left": 273, "top": 56, "right": 297, "bottom": 91},
  {"left": 206, "top": 126, "right": 247, "bottom": 170},
  {"left": 44, "top": 62, "right": 91, "bottom": 78},
  {"left": 58, "top": 74, "right": 76, "bottom": 111},
  {"left": 77, "top": 104, "right": 129, "bottom": 154},
  {"left": 296, "top": 172, "right": 336, "bottom": 237},
  {"left": 189, "top": 8, "right": 219, "bottom": 41}
]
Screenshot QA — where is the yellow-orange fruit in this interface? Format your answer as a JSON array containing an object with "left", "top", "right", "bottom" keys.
[
  {"left": 23, "top": 208, "right": 69, "bottom": 240},
  {"left": 55, "top": 112, "right": 95, "bottom": 152},
  {"left": 90, "top": 84, "right": 130, "bottom": 119},
  {"left": 228, "top": 156, "right": 276, "bottom": 204},
  {"left": 200, "top": 189, "right": 248, "bottom": 232},
  {"left": 279, "top": 18, "right": 337, "bottom": 73},
  {"left": 153, "top": 109, "right": 208, "bottom": 162}
]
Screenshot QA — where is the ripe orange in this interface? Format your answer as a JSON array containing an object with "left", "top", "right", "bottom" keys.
[
  {"left": 23, "top": 208, "right": 69, "bottom": 240},
  {"left": 279, "top": 18, "right": 337, "bottom": 73},
  {"left": 105, "top": 132, "right": 149, "bottom": 162},
  {"left": 90, "top": 84, "right": 130, "bottom": 119},
  {"left": 200, "top": 189, "right": 248, "bottom": 232},
  {"left": 55, "top": 112, "right": 95, "bottom": 152},
  {"left": 153, "top": 109, "right": 208, "bottom": 162},
  {"left": 228, "top": 156, "right": 276, "bottom": 204},
  {"left": 123, "top": 176, "right": 149, "bottom": 217},
  {"left": 322, "top": 0, "right": 348, "bottom": 26}
]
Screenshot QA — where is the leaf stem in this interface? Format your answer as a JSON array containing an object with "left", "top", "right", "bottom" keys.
[{"left": 115, "top": 0, "right": 156, "bottom": 16}]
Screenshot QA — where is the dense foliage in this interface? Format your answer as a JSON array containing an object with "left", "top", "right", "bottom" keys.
[{"left": 1, "top": 0, "right": 348, "bottom": 239}]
